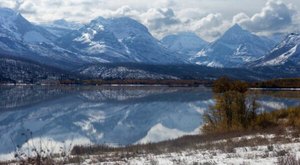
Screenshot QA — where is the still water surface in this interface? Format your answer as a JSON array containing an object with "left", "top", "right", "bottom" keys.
[{"left": 0, "top": 86, "right": 299, "bottom": 160}]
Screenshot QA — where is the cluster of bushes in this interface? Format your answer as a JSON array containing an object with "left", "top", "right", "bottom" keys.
[
  {"left": 203, "top": 77, "right": 256, "bottom": 133},
  {"left": 255, "top": 106, "right": 300, "bottom": 129},
  {"left": 212, "top": 77, "right": 248, "bottom": 93},
  {"left": 203, "top": 77, "right": 300, "bottom": 134}
]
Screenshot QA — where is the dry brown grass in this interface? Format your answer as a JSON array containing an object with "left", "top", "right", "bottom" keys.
[{"left": 71, "top": 127, "right": 300, "bottom": 162}]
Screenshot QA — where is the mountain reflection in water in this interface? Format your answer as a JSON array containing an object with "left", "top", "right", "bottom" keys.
[{"left": 0, "top": 86, "right": 299, "bottom": 160}]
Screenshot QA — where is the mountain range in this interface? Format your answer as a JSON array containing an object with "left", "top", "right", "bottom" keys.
[
  {"left": 57, "top": 17, "right": 183, "bottom": 64},
  {"left": 0, "top": 7, "right": 299, "bottom": 82},
  {"left": 191, "top": 24, "right": 276, "bottom": 67}
]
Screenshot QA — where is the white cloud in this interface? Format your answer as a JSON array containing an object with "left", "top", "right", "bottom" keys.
[
  {"left": 234, "top": 0, "right": 295, "bottom": 33},
  {"left": 0, "top": 1, "right": 16, "bottom": 9},
  {"left": 141, "top": 8, "right": 180, "bottom": 30},
  {"left": 0, "top": 0, "right": 299, "bottom": 40},
  {"left": 18, "top": 1, "right": 37, "bottom": 14}
]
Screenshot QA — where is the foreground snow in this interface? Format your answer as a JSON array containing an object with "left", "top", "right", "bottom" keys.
[{"left": 77, "top": 135, "right": 300, "bottom": 165}]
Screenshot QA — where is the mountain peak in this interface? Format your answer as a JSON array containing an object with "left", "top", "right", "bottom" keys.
[
  {"left": 175, "top": 32, "right": 201, "bottom": 37},
  {"left": 53, "top": 19, "right": 69, "bottom": 25},
  {"left": 50, "top": 19, "right": 82, "bottom": 30},
  {"left": 90, "top": 16, "right": 148, "bottom": 33},
  {"left": 289, "top": 32, "right": 300, "bottom": 36},
  {"left": 161, "top": 32, "right": 208, "bottom": 59},
  {"left": 286, "top": 33, "right": 300, "bottom": 40},
  {"left": 280, "top": 33, "right": 300, "bottom": 47},
  {"left": 225, "top": 24, "right": 248, "bottom": 35},
  {"left": 231, "top": 23, "right": 243, "bottom": 29},
  {"left": 91, "top": 16, "right": 106, "bottom": 24},
  {"left": 192, "top": 24, "right": 276, "bottom": 67},
  {"left": 218, "top": 23, "right": 255, "bottom": 43},
  {"left": 92, "top": 16, "right": 140, "bottom": 25}
]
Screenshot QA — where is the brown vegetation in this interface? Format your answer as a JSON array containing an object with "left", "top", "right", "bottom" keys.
[
  {"left": 203, "top": 77, "right": 300, "bottom": 134},
  {"left": 256, "top": 106, "right": 300, "bottom": 129},
  {"left": 69, "top": 127, "right": 300, "bottom": 163},
  {"left": 213, "top": 77, "right": 248, "bottom": 93},
  {"left": 203, "top": 77, "right": 256, "bottom": 133},
  {"left": 252, "top": 78, "right": 300, "bottom": 88}
]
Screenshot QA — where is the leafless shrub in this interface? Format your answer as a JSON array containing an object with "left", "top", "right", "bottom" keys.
[{"left": 9, "top": 129, "right": 74, "bottom": 165}]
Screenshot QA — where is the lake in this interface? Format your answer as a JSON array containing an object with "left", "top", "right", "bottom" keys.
[{"left": 0, "top": 86, "right": 300, "bottom": 160}]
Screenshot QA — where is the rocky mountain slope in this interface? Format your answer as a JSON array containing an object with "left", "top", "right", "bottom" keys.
[
  {"left": 58, "top": 17, "right": 183, "bottom": 64},
  {"left": 250, "top": 33, "right": 300, "bottom": 67},
  {"left": 192, "top": 24, "right": 275, "bottom": 67}
]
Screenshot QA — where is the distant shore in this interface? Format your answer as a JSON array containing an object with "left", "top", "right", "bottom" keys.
[{"left": 0, "top": 79, "right": 213, "bottom": 87}]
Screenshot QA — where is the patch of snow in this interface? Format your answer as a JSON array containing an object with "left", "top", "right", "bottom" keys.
[
  {"left": 263, "top": 45, "right": 298, "bottom": 66},
  {"left": 95, "top": 142, "right": 300, "bottom": 165}
]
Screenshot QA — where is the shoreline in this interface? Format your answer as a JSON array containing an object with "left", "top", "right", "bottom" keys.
[
  {"left": 2, "top": 83, "right": 300, "bottom": 91},
  {"left": 250, "top": 87, "right": 300, "bottom": 91}
]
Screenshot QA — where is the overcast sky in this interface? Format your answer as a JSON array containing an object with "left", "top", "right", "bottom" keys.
[{"left": 0, "top": 0, "right": 299, "bottom": 41}]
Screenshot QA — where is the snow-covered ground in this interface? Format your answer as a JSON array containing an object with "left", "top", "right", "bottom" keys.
[{"left": 76, "top": 134, "right": 300, "bottom": 165}]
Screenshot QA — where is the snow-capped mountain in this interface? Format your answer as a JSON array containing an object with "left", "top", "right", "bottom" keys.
[
  {"left": 42, "top": 19, "right": 82, "bottom": 37},
  {"left": 0, "top": 8, "right": 56, "bottom": 43},
  {"left": 192, "top": 24, "right": 276, "bottom": 67},
  {"left": 0, "top": 8, "right": 48, "bottom": 57},
  {"left": 250, "top": 33, "right": 300, "bottom": 67},
  {"left": 0, "top": 7, "right": 299, "bottom": 80},
  {"left": 0, "top": 8, "right": 95, "bottom": 69},
  {"left": 58, "top": 17, "right": 183, "bottom": 64},
  {"left": 161, "top": 32, "right": 208, "bottom": 60}
]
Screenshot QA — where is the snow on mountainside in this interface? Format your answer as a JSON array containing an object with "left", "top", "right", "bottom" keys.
[
  {"left": 192, "top": 24, "right": 276, "bottom": 67},
  {"left": 58, "top": 17, "right": 183, "bottom": 64},
  {"left": 0, "top": 8, "right": 95, "bottom": 69},
  {"left": 79, "top": 65, "right": 179, "bottom": 80},
  {"left": 0, "top": 8, "right": 55, "bottom": 43},
  {"left": 161, "top": 32, "right": 208, "bottom": 60},
  {"left": 0, "top": 56, "right": 73, "bottom": 84},
  {"left": 1, "top": 7, "right": 298, "bottom": 80},
  {"left": 250, "top": 33, "right": 300, "bottom": 67}
]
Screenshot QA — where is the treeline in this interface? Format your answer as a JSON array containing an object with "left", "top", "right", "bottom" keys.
[
  {"left": 59, "top": 79, "right": 212, "bottom": 87},
  {"left": 251, "top": 78, "right": 300, "bottom": 88}
]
